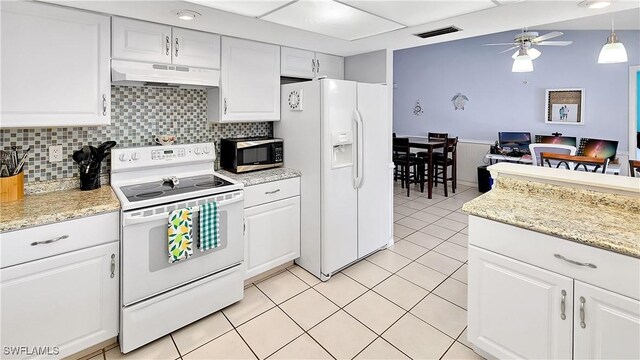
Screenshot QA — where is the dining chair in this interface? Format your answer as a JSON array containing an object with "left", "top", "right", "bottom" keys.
[
  {"left": 428, "top": 132, "right": 448, "bottom": 140},
  {"left": 432, "top": 137, "right": 459, "bottom": 197},
  {"left": 540, "top": 153, "right": 609, "bottom": 174},
  {"left": 393, "top": 137, "right": 424, "bottom": 197},
  {"left": 629, "top": 159, "right": 640, "bottom": 177},
  {"left": 529, "top": 144, "right": 576, "bottom": 167}
]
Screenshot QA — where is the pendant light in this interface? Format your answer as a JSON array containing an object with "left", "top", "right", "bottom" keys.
[
  {"left": 512, "top": 47, "right": 541, "bottom": 60},
  {"left": 512, "top": 48, "right": 533, "bottom": 72},
  {"left": 598, "top": 17, "right": 628, "bottom": 64}
]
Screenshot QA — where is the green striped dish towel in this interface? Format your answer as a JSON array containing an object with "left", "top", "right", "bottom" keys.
[
  {"left": 199, "top": 202, "right": 220, "bottom": 251},
  {"left": 168, "top": 208, "right": 193, "bottom": 264}
]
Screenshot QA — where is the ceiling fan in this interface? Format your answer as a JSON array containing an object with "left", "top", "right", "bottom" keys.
[{"left": 484, "top": 30, "right": 573, "bottom": 72}]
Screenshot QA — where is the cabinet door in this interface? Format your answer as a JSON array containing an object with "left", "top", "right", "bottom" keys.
[
  {"left": 468, "top": 246, "right": 573, "bottom": 359},
  {"left": 220, "top": 37, "right": 281, "bottom": 122},
  {"left": 172, "top": 27, "right": 220, "bottom": 69},
  {"left": 281, "top": 47, "right": 315, "bottom": 79},
  {"left": 0, "top": 242, "right": 119, "bottom": 359},
  {"left": 315, "top": 53, "right": 344, "bottom": 79},
  {"left": 244, "top": 196, "right": 300, "bottom": 279},
  {"left": 574, "top": 281, "right": 640, "bottom": 360},
  {"left": 1, "top": 2, "right": 110, "bottom": 127},
  {"left": 112, "top": 17, "right": 172, "bottom": 64}
]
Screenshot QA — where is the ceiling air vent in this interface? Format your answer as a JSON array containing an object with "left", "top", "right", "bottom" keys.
[{"left": 414, "top": 26, "right": 462, "bottom": 39}]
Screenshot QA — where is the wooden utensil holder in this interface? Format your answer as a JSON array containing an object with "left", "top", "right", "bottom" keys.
[{"left": 0, "top": 171, "right": 25, "bottom": 203}]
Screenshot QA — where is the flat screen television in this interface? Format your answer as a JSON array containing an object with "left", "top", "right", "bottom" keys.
[
  {"left": 535, "top": 135, "right": 577, "bottom": 147},
  {"left": 498, "top": 132, "right": 531, "bottom": 153},
  {"left": 579, "top": 138, "right": 619, "bottom": 160}
]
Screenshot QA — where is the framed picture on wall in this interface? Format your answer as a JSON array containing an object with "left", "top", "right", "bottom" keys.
[{"left": 545, "top": 88, "right": 584, "bottom": 125}]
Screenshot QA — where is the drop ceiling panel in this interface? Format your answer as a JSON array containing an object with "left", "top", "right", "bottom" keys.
[
  {"left": 261, "top": 0, "right": 405, "bottom": 41},
  {"left": 183, "top": 0, "right": 292, "bottom": 17},
  {"left": 341, "top": 0, "right": 497, "bottom": 27}
]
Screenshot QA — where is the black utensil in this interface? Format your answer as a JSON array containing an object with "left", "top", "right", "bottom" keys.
[
  {"left": 82, "top": 146, "right": 93, "bottom": 174},
  {"left": 13, "top": 147, "right": 31, "bottom": 175},
  {"left": 96, "top": 141, "right": 116, "bottom": 155},
  {"left": 72, "top": 149, "right": 85, "bottom": 164}
]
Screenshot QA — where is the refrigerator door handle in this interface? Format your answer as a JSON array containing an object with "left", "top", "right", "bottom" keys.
[{"left": 353, "top": 109, "right": 364, "bottom": 189}]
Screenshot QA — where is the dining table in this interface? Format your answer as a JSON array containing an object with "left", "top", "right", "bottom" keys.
[{"left": 406, "top": 137, "right": 446, "bottom": 199}]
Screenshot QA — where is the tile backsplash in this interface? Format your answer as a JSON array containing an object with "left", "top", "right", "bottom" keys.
[{"left": 1, "top": 86, "right": 272, "bottom": 183}]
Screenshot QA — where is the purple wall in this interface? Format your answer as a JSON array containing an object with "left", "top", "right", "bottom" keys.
[{"left": 393, "top": 30, "right": 640, "bottom": 150}]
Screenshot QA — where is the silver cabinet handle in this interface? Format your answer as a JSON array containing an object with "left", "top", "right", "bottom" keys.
[
  {"left": 579, "top": 296, "right": 586, "bottom": 328},
  {"left": 224, "top": 98, "right": 228, "bottom": 114},
  {"left": 30, "top": 234, "right": 69, "bottom": 246},
  {"left": 312, "top": 59, "right": 316, "bottom": 73},
  {"left": 560, "top": 290, "right": 567, "bottom": 320},
  {"left": 102, "top": 94, "right": 107, "bottom": 116},
  {"left": 175, "top": 37, "right": 179, "bottom": 57},
  {"left": 316, "top": 59, "right": 320, "bottom": 73},
  {"left": 165, "top": 36, "right": 170, "bottom": 55},
  {"left": 265, "top": 189, "right": 280, "bottom": 195},
  {"left": 110, "top": 254, "right": 116, "bottom": 279},
  {"left": 554, "top": 254, "right": 597, "bottom": 268}
]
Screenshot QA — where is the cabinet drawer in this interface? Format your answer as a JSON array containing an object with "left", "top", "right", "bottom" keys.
[
  {"left": 1, "top": 212, "right": 119, "bottom": 268},
  {"left": 244, "top": 177, "right": 300, "bottom": 208},
  {"left": 469, "top": 216, "right": 640, "bottom": 300}
]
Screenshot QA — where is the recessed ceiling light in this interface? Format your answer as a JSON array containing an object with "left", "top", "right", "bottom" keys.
[
  {"left": 175, "top": 10, "right": 200, "bottom": 21},
  {"left": 578, "top": 1, "right": 612, "bottom": 9}
]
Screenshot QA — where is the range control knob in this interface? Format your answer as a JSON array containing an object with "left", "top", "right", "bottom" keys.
[
  {"left": 203, "top": 146, "right": 211, "bottom": 154},
  {"left": 119, "top": 153, "right": 128, "bottom": 162},
  {"left": 131, "top": 152, "right": 140, "bottom": 161},
  {"left": 194, "top": 146, "right": 201, "bottom": 155}
]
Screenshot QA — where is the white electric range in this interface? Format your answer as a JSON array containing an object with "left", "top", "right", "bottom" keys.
[{"left": 110, "top": 143, "right": 245, "bottom": 353}]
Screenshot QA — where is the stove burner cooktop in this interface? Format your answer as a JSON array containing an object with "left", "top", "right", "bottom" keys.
[{"left": 120, "top": 174, "right": 233, "bottom": 202}]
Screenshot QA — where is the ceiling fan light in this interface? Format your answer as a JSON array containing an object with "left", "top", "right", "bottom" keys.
[
  {"left": 512, "top": 47, "right": 541, "bottom": 60},
  {"left": 512, "top": 50, "right": 533, "bottom": 73},
  {"left": 598, "top": 33, "right": 628, "bottom": 63}
]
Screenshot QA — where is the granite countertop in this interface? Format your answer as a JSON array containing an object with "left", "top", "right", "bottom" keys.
[
  {"left": 462, "top": 177, "right": 640, "bottom": 258},
  {"left": 1, "top": 186, "right": 120, "bottom": 233},
  {"left": 218, "top": 167, "right": 301, "bottom": 187}
]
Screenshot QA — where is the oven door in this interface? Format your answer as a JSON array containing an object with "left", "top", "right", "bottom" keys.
[
  {"left": 236, "top": 140, "right": 276, "bottom": 172},
  {"left": 121, "top": 190, "right": 244, "bottom": 306}
]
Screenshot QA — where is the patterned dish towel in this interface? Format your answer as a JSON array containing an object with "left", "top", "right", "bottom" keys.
[
  {"left": 168, "top": 208, "right": 193, "bottom": 263},
  {"left": 199, "top": 202, "right": 220, "bottom": 251}
]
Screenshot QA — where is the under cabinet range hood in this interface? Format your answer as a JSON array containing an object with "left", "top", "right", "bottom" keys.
[{"left": 111, "top": 60, "right": 220, "bottom": 88}]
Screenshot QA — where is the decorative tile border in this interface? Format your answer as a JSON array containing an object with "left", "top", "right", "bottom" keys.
[{"left": 0, "top": 86, "right": 273, "bottom": 183}]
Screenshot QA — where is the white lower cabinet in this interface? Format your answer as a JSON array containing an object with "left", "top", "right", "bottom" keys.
[
  {"left": 573, "top": 281, "right": 640, "bottom": 360},
  {"left": 243, "top": 178, "right": 301, "bottom": 279},
  {"left": 469, "top": 243, "right": 640, "bottom": 360},
  {"left": 469, "top": 246, "right": 573, "bottom": 359},
  {"left": 0, "top": 241, "right": 119, "bottom": 359}
]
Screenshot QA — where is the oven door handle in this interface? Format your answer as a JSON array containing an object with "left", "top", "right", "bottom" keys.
[{"left": 123, "top": 195, "right": 243, "bottom": 226}]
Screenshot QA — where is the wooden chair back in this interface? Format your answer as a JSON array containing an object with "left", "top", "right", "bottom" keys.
[
  {"left": 428, "top": 132, "right": 448, "bottom": 141},
  {"left": 629, "top": 160, "right": 640, "bottom": 177},
  {"left": 540, "top": 153, "right": 609, "bottom": 174}
]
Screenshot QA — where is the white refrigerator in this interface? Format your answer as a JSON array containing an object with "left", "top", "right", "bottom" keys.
[{"left": 275, "top": 79, "right": 391, "bottom": 280}]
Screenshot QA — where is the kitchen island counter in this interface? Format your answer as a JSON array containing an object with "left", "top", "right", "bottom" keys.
[{"left": 463, "top": 172, "right": 640, "bottom": 258}]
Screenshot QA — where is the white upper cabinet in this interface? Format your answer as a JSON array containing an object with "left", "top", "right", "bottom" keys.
[
  {"left": 112, "top": 17, "right": 172, "bottom": 64},
  {"left": 315, "top": 53, "right": 344, "bottom": 79},
  {"left": 573, "top": 281, "right": 640, "bottom": 360},
  {"left": 0, "top": 1, "right": 111, "bottom": 128},
  {"left": 280, "top": 47, "right": 344, "bottom": 79},
  {"left": 112, "top": 17, "right": 220, "bottom": 69},
  {"left": 281, "top": 47, "right": 316, "bottom": 79},
  {"left": 213, "top": 37, "right": 280, "bottom": 122},
  {"left": 172, "top": 27, "right": 220, "bottom": 69}
]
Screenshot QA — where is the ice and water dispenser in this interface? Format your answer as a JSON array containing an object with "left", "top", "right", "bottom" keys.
[{"left": 331, "top": 131, "right": 353, "bottom": 168}]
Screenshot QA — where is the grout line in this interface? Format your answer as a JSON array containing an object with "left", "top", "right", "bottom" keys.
[{"left": 169, "top": 334, "right": 183, "bottom": 359}]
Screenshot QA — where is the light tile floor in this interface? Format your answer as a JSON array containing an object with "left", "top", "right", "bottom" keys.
[{"left": 87, "top": 182, "right": 484, "bottom": 360}]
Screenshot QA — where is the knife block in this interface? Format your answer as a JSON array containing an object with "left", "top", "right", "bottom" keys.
[{"left": 0, "top": 171, "right": 25, "bottom": 203}]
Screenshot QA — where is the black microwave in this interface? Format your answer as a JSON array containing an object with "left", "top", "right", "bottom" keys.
[{"left": 220, "top": 137, "right": 283, "bottom": 173}]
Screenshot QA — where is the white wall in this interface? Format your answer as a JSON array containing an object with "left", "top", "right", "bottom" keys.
[{"left": 344, "top": 50, "right": 387, "bottom": 84}]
